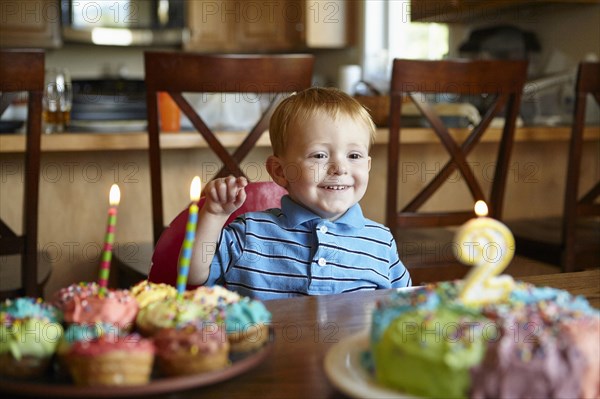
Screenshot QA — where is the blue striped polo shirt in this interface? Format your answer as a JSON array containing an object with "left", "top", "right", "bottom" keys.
[{"left": 206, "top": 196, "right": 412, "bottom": 300}]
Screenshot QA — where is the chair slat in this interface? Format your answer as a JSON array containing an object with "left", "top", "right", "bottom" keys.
[{"left": 0, "top": 50, "right": 45, "bottom": 298}]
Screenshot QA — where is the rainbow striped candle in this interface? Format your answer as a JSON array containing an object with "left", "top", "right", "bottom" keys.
[
  {"left": 98, "top": 184, "right": 120, "bottom": 296},
  {"left": 176, "top": 176, "right": 201, "bottom": 299}
]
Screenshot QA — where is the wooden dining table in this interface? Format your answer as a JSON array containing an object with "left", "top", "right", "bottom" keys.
[
  {"left": 2, "top": 270, "right": 597, "bottom": 399},
  {"left": 160, "top": 269, "right": 599, "bottom": 399}
]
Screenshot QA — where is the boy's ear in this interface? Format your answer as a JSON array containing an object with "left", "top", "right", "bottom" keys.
[{"left": 266, "top": 155, "right": 288, "bottom": 188}]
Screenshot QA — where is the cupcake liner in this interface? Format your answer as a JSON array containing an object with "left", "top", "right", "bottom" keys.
[
  {"left": 227, "top": 323, "right": 270, "bottom": 353},
  {"left": 66, "top": 350, "right": 153, "bottom": 386},
  {"left": 0, "top": 353, "right": 52, "bottom": 378},
  {"left": 156, "top": 344, "right": 230, "bottom": 377}
]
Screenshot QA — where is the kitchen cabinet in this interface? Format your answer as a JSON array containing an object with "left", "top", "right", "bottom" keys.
[
  {"left": 410, "top": 0, "right": 599, "bottom": 23},
  {"left": 0, "top": 0, "right": 61, "bottom": 48},
  {"left": 185, "top": 0, "right": 354, "bottom": 52},
  {"left": 305, "top": 0, "right": 354, "bottom": 48}
]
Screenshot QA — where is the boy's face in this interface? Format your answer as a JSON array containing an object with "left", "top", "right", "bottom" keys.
[{"left": 271, "top": 111, "right": 371, "bottom": 221}]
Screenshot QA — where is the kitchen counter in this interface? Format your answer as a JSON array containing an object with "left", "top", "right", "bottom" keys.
[{"left": 1, "top": 126, "right": 599, "bottom": 152}]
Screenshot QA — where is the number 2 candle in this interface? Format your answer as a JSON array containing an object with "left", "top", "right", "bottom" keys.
[
  {"left": 176, "top": 176, "right": 201, "bottom": 299},
  {"left": 98, "top": 184, "right": 120, "bottom": 296},
  {"left": 454, "top": 200, "right": 515, "bottom": 305}
]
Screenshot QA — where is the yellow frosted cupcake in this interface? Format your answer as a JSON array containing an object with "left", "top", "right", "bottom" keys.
[
  {"left": 135, "top": 296, "right": 220, "bottom": 337},
  {"left": 184, "top": 285, "right": 241, "bottom": 312},
  {"left": 130, "top": 280, "right": 177, "bottom": 309}
]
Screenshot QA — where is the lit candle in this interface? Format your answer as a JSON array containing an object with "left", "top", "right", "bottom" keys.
[
  {"left": 176, "top": 176, "right": 201, "bottom": 299},
  {"left": 454, "top": 200, "right": 515, "bottom": 305},
  {"left": 98, "top": 184, "right": 120, "bottom": 296}
]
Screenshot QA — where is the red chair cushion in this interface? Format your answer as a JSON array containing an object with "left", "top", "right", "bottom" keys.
[{"left": 148, "top": 182, "right": 287, "bottom": 286}]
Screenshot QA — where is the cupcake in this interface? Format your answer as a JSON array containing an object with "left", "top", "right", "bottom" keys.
[
  {"left": 135, "top": 296, "right": 221, "bottom": 337},
  {"left": 51, "top": 282, "right": 98, "bottom": 305},
  {"left": 0, "top": 296, "right": 62, "bottom": 320},
  {"left": 185, "top": 285, "right": 241, "bottom": 312},
  {"left": 64, "top": 333, "right": 154, "bottom": 386},
  {"left": 56, "top": 322, "right": 117, "bottom": 374},
  {"left": 0, "top": 298, "right": 63, "bottom": 378},
  {"left": 225, "top": 298, "right": 271, "bottom": 352},
  {"left": 52, "top": 282, "right": 138, "bottom": 331},
  {"left": 130, "top": 280, "right": 177, "bottom": 309},
  {"left": 153, "top": 324, "right": 229, "bottom": 376}
]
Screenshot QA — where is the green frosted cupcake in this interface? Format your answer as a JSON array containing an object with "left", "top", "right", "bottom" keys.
[{"left": 0, "top": 298, "right": 63, "bottom": 378}]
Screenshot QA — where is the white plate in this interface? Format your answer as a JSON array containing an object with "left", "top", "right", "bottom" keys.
[{"left": 324, "top": 330, "right": 418, "bottom": 399}]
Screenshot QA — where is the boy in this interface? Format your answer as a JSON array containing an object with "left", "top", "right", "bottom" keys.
[{"left": 189, "top": 87, "right": 411, "bottom": 299}]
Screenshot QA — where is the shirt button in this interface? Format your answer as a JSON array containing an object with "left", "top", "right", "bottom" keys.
[
  {"left": 318, "top": 257, "right": 327, "bottom": 266},
  {"left": 319, "top": 225, "right": 328, "bottom": 234}
]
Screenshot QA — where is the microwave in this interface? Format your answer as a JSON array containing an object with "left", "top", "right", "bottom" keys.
[{"left": 61, "top": 0, "right": 186, "bottom": 46}]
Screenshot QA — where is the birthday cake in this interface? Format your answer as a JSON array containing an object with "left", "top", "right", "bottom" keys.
[{"left": 370, "top": 281, "right": 600, "bottom": 399}]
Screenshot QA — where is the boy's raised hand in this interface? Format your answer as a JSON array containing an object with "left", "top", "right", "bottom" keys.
[{"left": 202, "top": 176, "right": 248, "bottom": 216}]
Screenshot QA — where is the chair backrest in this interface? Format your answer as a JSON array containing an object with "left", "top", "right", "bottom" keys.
[
  {"left": 385, "top": 59, "right": 528, "bottom": 231},
  {"left": 144, "top": 52, "right": 314, "bottom": 244},
  {"left": 148, "top": 181, "right": 287, "bottom": 286},
  {"left": 562, "top": 61, "right": 600, "bottom": 268},
  {"left": 0, "top": 50, "right": 44, "bottom": 298}
]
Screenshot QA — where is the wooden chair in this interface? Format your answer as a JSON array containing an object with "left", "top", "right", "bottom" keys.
[
  {"left": 144, "top": 52, "right": 314, "bottom": 244},
  {"left": 385, "top": 59, "right": 528, "bottom": 283},
  {"left": 509, "top": 62, "right": 600, "bottom": 272},
  {"left": 113, "top": 53, "right": 314, "bottom": 287},
  {"left": 0, "top": 50, "right": 45, "bottom": 299}
]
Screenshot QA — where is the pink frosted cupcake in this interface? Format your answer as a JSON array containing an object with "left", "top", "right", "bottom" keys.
[
  {"left": 52, "top": 282, "right": 138, "bottom": 331},
  {"left": 64, "top": 333, "right": 154, "bottom": 386}
]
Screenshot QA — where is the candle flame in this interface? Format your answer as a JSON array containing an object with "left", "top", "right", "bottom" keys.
[
  {"left": 474, "top": 200, "right": 488, "bottom": 217},
  {"left": 190, "top": 176, "right": 201, "bottom": 202},
  {"left": 109, "top": 184, "right": 121, "bottom": 206}
]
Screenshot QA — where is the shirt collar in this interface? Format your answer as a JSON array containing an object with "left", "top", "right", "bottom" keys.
[{"left": 280, "top": 195, "right": 366, "bottom": 229}]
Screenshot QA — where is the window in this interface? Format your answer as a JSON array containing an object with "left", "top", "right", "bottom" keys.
[{"left": 363, "top": 0, "right": 448, "bottom": 92}]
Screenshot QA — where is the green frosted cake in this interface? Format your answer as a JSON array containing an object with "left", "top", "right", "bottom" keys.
[{"left": 370, "top": 281, "right": 600, "bottom": 398}]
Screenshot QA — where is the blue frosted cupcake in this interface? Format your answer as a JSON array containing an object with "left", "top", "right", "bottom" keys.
[{"left": 225, "top": 298, "right": 271, "bottom": 352}]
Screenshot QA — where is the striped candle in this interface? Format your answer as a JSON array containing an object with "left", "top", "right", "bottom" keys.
[
  {"left": 98, "top": 184, "right": 120, "bottom": 296},
  {"left": 176, "top": 176, "right": 201, "bottom": 299}
]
